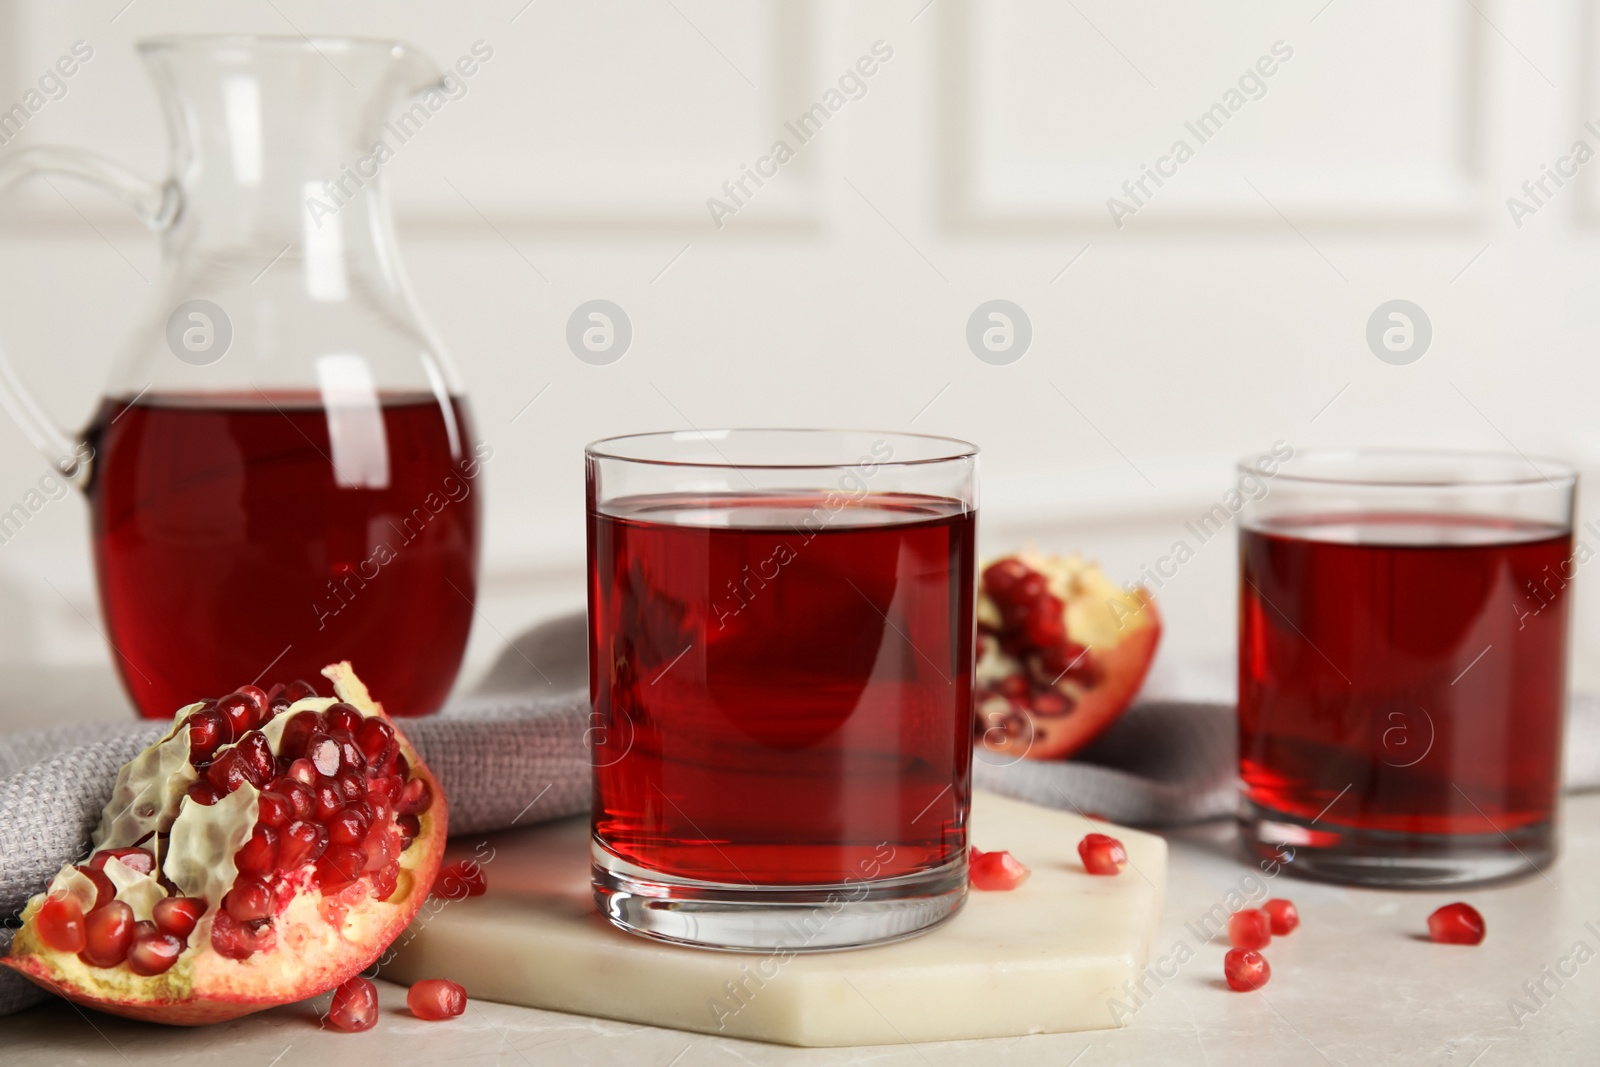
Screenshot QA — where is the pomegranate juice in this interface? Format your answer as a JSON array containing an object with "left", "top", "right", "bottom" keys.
[
  {"left": 589, "top": 493, "right": 975, "bottom": 886},
  {"left": 1239, "top": 514, "right": 1569, "bottom": 860},
  {"left": 87, "top": 392, "right": 482, "bottom": 718}
]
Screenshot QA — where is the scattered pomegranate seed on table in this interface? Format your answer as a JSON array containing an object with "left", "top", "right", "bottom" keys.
[
  {"left": 1262, "top": 898, "right": 1299, "bottom": 935},
  {"left": 1427, "top": 902, "right": 1485, "bottom": 945},
  {"left": 408, "top": 978, "right": 469, "bottom": 1020},
  {"left": 432, "top": 859, "right": 489, "bottom": 900},
  {"left": 1227, "top": 908, "right": 1273, "bottom": 950},
  {"left": 968, "top": 848, "right": 1031, "bottom": 891},
  {"left": 328, "top": 975, "right": 381, "bottom": 1032},
  {"left": 1223, "top": 948, "right": 1271, "bottom": 992},
  {"left": 1077, "top": 832, "right": 1128, "bottom": 876}
]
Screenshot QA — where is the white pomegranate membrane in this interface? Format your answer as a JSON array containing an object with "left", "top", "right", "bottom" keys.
[{"left": 7, "top": 662, "right": 445, "bottom": 1024}]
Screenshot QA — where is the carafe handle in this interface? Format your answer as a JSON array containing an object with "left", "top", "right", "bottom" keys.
[{"left": 0, "top": 146, "right": 180, "bottom": 487}]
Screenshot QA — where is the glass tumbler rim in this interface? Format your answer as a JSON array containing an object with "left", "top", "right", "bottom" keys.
[
  {"left": 585, "top": 428, "right": 979, "bottom": 470},
  {"left": 1238, "top": 446, "right": 1576, "bottom": 490}
]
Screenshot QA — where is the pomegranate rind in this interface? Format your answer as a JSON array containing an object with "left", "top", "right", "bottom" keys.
[
  {"left": 3, "top": 662, "right": 448, "bottom": 1026},
  {"left": 977, "top": 553, "right": 1161, "bottom": 761}
]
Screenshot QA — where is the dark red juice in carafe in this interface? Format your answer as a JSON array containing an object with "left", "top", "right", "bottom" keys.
[
  {"left": 589, "top": 492, "right": 974, "bottom": 885},
  {"left": 86, "top": 392, "right": 482, "bottom": 718}
]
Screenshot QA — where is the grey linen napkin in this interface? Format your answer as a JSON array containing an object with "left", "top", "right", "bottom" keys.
[{"left": 4, "top": 610, "right": 1599, "bottom": 1017}]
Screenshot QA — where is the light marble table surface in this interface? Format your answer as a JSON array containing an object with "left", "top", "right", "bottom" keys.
[{"left": 3, "top": 666, "right": 1597, "bottom": 1066}]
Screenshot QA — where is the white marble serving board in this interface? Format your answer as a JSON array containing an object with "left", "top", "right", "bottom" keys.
[{"left": 380, "top": 791, "right": 1166, "bottom": 1047}]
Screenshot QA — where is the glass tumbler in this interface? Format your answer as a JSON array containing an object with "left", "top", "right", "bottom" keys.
[
  {"left": 586, "top": 429, "right": 978, "bottom": 950},
  {"left": 1237, "top": 448, "right": 1576, "bottom": 886}
]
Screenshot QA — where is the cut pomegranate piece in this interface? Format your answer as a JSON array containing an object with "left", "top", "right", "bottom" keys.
[
  {"left": 1077, "top": 833, "right": 1128, "bottom": 876},
  {"left": 3, "top": 661, "right": 448, "bottom": 1025},
  {"left": 35, "top": 896, "right": 86, "bottom": 954},
  {"left": 1224, "top": 948, "right": 1271, "bottom": 991},
  {"left": 1427, "top": 902, "right": 1485, "bottom": 945},
  {"left": 974, "top": 553, "right": 1161, "bottom": 760},
  {"left": 327, "top": 975, "right": 380, "bottom": 1032},
  {"left": 1263, "top": 898, "right": 1299, "bottom": 935},
  {"left": 968, "top": 848, "right": 1031, "bottom": 891},
  {"left": 407, "top": 978, "right": 467, "bottom": 1020},
  {"left": 1228, "top": 908, "right": 1272, "bottom": 950},
  {"left": 431, "top": 860, "right": 488, "bottom": 900}
]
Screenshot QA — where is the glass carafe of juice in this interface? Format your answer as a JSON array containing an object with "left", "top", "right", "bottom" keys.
[{"left": 0, "top": 37, "right": 481, "bottom": 717}]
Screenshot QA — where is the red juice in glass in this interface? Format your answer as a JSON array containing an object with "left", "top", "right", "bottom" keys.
[
  {"left": 1236, "top": 449, "right": 1575, "bottom": 887},
  {"left": 86, "top": 391, "right": 482, "bottom": 717},
  {"left": 586, "top": 430, "right": 977, "bottom": 951}
]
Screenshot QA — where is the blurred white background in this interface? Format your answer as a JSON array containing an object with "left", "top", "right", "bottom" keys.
[{"left": 2, "top": 0, "right": 1599, "bottom": 702}]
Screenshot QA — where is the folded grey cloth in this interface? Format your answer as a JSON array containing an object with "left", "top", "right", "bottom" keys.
[{"left": 4, "top": 609, "right": 1599, "bottom": 1017}]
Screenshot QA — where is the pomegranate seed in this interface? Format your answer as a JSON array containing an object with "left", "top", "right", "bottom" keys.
[
  {"left": 313, "top": 777, "right": 346, "bottom": 821},
  {"left": 127, "top": 929, "right": 184, "bottom": 976},
  {"left": 361, "top": 825, "right": 399, "bottom": 871},
  {"left": 224, "top": 877, "right": 274, "bottom": 923},
  {"left": 80, "top": 902, "right": 135, "bottom": 967},
  {"left": 327, "top": 975, "right": 380, "bottom": 1032},
  {"left": 325, "top": 703, "right": 363, "bottom": 735},
  {"left": 268, "top": 777, "right": 316, "bottom": 820},
  {"left": 89, "top": 847, "right": 156, "bottom": 876},
  {"left": 1016, "top": 572, "right": 1048, "bottom": 602},
  {"left": 76, "top": 865, "right": 116, "bottom": 910},
  {"left": 1228, "top": 908, "right": 1273, "bottom": 950},
  {"left": 367, "top": 775, "right": 402, "bottom": 802},
  {"left": 316, "top": 845, "right": 368, "bottom": 889},
  {"left": 1031, "top": 692, "right": 1072, "bottom": 716},
  {"left": 186, "top": 709, "right": 227, "bottom": 763},
  {"left": 1263, "top": 898, "right": 1299, "bottom": 935},
  {"left": 1427, "top": 902, "right": 1485, "bottom": 945},
  {"left": 981, "top": 558, "right": 1031, "bottom": 601},
  {"left": 998, "top": 675, "right": 1030, "bottom": 701},
  {"left": 431, "top": 860, "right": 488, "bottom": 900},
  {"left": 336, "top": 770, "right": 367, "bottom": 802},
  {"left": 205, "top": 750, "right": 250, "bottom": 794},
  {"left": 1224, "top": 948, "right": 1271, "bottom": 991},
  {"left": 389, "top": 752, "right": 411, "bottom": 780},
  {"left": 257, "top": 790, "right": 293, "bottom": 829},
  {"left": 328, "top": 806, "right": 372, "bottom": 847},
  {"left": 1077, "top": 833, "right": 1128, "bottom": 876},
  {"left": 152, "top": 896, "right": 206, "bottom": 938},
  {"left": 1025, "top": 613, "right": 1066, "bottom": 649},
  {"left": 235, "top": 826, "right": 279, "bottom": 877},
  {"left": 36, "top": 894, "right": 87, "bottom": 953},
  {"left": 282, "top": 679, "right": 319, "bottom": 703},
  {"left": 370, "top": 862, "right": 401, "bottom": 901},
  {"left": 278, "top": 711, "right": 322, "bottom": 760},
  {"left": 235, "top": 731, "right": 275, "bottom": 785},
  {"left": 968, "top": 848, "right": 1031, "bottom": 891},
  {"left": 407, "top": 978, "right": 467, "bottom": 1020},
  {"left": 337, "top": 737, "right": 367, "bottom": 774},
  {"left": 308, "top": 735, "right": 341, "bottom": 777},
  {"left": 356, "top": 719, "right": 397, "bottom": 765},
  {"left": 186, "top": 780, "right": 220, "bottom": 806},
  {"left": 234, "top": 685, "right": 269, "bottom": 715},
  {"left": 216, "top": 693, "right": 261, "bottom": 740},
  {"left": 278, "top": 820, "right": 329, "bottom": 870},
  {"left": 210, "top": 911, "right": 267, "bottom": 960},
  {"left": 396, "top": 777, "right": 433, "bottom": 815},
  {"left": 396, "top": 814, "right": 421, "bottom": 845}
]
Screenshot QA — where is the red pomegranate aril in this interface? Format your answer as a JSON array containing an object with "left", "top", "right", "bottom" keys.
[
  {"left": 257, "top": 790, "right": 293, "bottom": 829},
  {"left": 224, "top": 877, "right": 274, "bottom": 923},
  {"left": 316, "top": 845, "right": 368, "bottom": 889},
  {"left": 1228, "top": 908, "right": 1273, "bottom": 950},
  {"left": 286, "top": 756, "right": 319, "bottom": 785},
  {"left": 1263, "top": 898, "right": 1299, "bottom": 935},
  {"left": 76, "top": 866, "right": 116, "bottom": 911},
  {"left": 210, "top": 911, "right": 269, "bottom": 961},
  {"left": 969, "top": 848, "right": 1031, "bottom": 891},
  {"left": 313, "top": 777, "right": 346, "bottom": 821},
  {"left": 336, "top": 770, "right": 366, "bottom": 802},
  {"left": 216, "top": 693, "right": 261, "bottom": 740},
  {"left": 397, "top": 814, "right": 421, "bottom": 843},
  {"left": 327, "top": 975, "right": 380, "bottom": 1033},
  {"left": 1016, "top": 572, "right": 1048, "bottom": 602},
  {"left": 366, "top": 775, "right": 402, "bottom": 803},
  {"left": 236, "top": 731, "right": 275, "bottom": 785},
  {"left": 90, "top": 847, "right": 156, "bottom": 876},
  {"left": 152, "top": 895, "right": 206, "bottom": 938},
  {"left": 982, "top": 558, "right": 1031, "bottom": 600},
  {"left": 1077, "top": 833, "right": 1129, "bottom": 876},
  {"left": 36, "top": 894, "right": 87, "bottom": 953},
  {"left": 235, "top": 825, "right": 279, "bottom": 877},
  {"left": 1224, "top": 948, "right": 1271, "bottom": 991},
  {"left": 396, "top": 777, "right": 433, "bottom": 815},
  {"left": 998, "top": 675, "right": 1030, "bottom": 701},
  {"left": 389, "top": 752, "right": 410, "bottom": 780},
  {"left": 356, "top": 718, "right": 397, "bottom": 765},
  {"left": 307, "top": 735, "right": 341, "bottom": 777},
  {"left": 128, "top": 929, "right": 184, "bottom": 976},
  {"left": 337, "top": 737, "right": 367, "bottom": 774},
  {"left": 205, "top": 750, "right": 253, "bottom": 794},
  {"left": 186, "top": 709, "right": 227, "bottom": 762},
  {"left": 278, "top": 820, "right": 330, "bottom": 871},
  {"left": 269, "top": 777, "right": 316, "bottom": 820},
  {"left": 370, "top": 862, "right": 401, "bottom": 902},
  {"left": 1427, "top": 902, "right": 1486, "bottom": 945},
  {"left": 1031, "top": 692, "right": 1072, "bottom": 716},
  {"left": 80, "top": 902, "right": 135, "bottom": 967},
  {"left": 328, "top": 807, "right": 372, "bottom": 847},
  {"left": 407, "top": 978, "right": 467, "bottom": 1020},
  {"left": 278, "top": 711, "right": 322, "bottom": 761},
  {"left": 431, "top": 860, "right": 487, "bottom": 900},
  {"left": 235, "top": 685, "right": 269, "bottom": 715},
  {"left": 186, "top": 780, "right": 220, "bottom": 806},
  {"left": 361, "top": 825, "right": 398, "bottom": 871},
  {"left": 282, "top": 678, "right": 319, "bottom": 703},
  {"left": 325, "top": 702, "right": 363, "bottom": 736}
]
